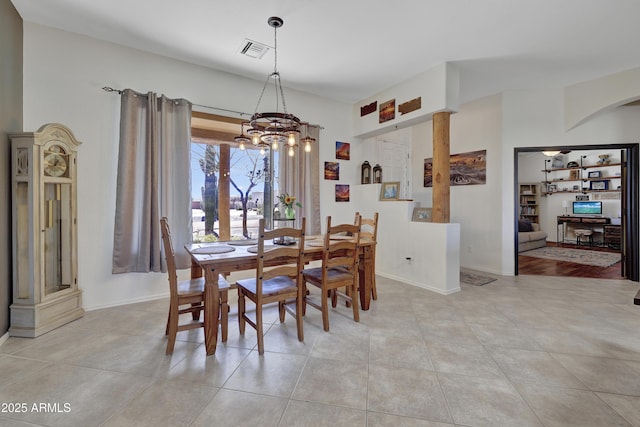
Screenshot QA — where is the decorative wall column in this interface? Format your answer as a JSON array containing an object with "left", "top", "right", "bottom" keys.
[{"left": 432, "top": 111, "right": 451, "bottom": 223}]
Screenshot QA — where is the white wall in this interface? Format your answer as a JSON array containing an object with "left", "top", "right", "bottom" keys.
[
  {"left": 1, "top": 0, "right": 23, "bottom": 336},
  {"left": 504, "top": 89, "right": 640, "bottom": 273},
  {"left": 398, "top": 88, "right": 640, "bottom": 277},
  {"left": 409, "top": 95, "right": 504, "bottom": 274},
  {"left": 565, "top": 67, "right": 640, "bottom": 130},
  {"left": 21, "top": 24, "right": 640, "bottom": 307},
  {"left": 22, "top": 23, "right": 353, "bottom": 310}
]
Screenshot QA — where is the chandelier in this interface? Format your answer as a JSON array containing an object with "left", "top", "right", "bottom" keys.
[{"left": 234, "top": 16, "right": 314, "bottom": 157}]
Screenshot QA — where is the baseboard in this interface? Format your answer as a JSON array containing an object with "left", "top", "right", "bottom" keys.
[
  {"left": 376, "top": 272, "right": 461, "bottom": 295},
  {"left": 0, "top": 331, "right": 9, "bottom": 347},
  {"left": 83, "top": 292, "right": 169, "bottom": 311}
]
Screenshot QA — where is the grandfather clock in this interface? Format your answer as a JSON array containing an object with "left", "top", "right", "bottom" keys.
[{"left": 9, "top": 123, "right": 83, "bottom": 337}]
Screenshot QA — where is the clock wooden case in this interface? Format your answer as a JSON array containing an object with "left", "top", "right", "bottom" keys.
[{"left": 9, "top": 123, "right": 83, "bottom": 337}]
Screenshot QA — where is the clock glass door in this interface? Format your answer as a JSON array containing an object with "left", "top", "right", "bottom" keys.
[{"left": 43, "top": 182, "right": 72, "bottom": 296}]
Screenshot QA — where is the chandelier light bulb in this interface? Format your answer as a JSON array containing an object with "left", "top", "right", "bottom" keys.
[
  {"left": 252, "top": 134, "right": 260, "bottom": 145},
  {"left": 260, "top": 146, "right": 266, "bottom": 156},
  {"left": 288, "top": 146, "right": 295, "bottom": 157},
  {"left": 272, "top": 140, "right": 279, "bottom": 151},
  {"left": 239, "top": 141, "right": 245, "bottom": 150},
  {"left": 288, "top": 133, "right": 296, "bottom": 146},
  {"left": 304, "top": 140, "right": 311, "bottom": 152}
]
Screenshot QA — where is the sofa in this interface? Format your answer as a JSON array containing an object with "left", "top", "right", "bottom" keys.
[{"left": 518, "top": 220, "right": 547, "bottom": 253}]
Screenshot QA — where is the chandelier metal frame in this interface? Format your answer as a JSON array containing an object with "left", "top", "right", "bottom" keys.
[{"left": 234, "top": 16, "right": 313, "bottom": 156}]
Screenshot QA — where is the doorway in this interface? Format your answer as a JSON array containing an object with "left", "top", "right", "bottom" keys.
[{"left": 514, "top": 144, "right": 639, "bottom": 281}]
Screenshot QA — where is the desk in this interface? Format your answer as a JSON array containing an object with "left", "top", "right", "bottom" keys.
[
  {"left": 556, "top": 216, "right": 610, "bottom": 246},
  {"left": 185, "top": 236, "right": 375, "bottom": 355}
]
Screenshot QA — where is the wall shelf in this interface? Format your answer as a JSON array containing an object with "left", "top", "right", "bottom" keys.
[{"left": 542, "top": 158, "right": 621, "bottom": 196}]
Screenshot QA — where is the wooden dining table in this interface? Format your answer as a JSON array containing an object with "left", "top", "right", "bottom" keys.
[{"left": 185, "top": 235, "right": 375, "bottom": 355}]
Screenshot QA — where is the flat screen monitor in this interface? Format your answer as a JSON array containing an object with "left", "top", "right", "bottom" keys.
[{"left": 572, "top": 201, "right": 602, "bottom": 215}]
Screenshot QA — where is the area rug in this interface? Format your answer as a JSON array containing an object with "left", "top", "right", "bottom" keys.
[
  {"left": 460, "top": 271, "right": 497, "bottom": 286},
  {"left": 521, "top": 246, "right": 621, "bottom": 267}
]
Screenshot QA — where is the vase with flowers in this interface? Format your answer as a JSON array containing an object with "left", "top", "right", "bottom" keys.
[{"left": 278, "top": 193, "right": 302, "bottom": 219}]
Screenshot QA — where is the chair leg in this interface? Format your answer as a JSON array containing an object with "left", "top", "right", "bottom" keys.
[
  {"left": 279, "top": 301, "right": 286, "bottom": 323},
  {"left": 302, "top": 285, "right": 308, "bottom": 316},
  {"left": 165, "top": 310, "right": 170, "bottom": 336},
  {"left": 256, "top": 304, "right": 264, "bottom": 355},
  {"left": 370, "top": 249, "right": 378, "bottom": 300},
  {"left": 351, "top": 283, "right": 360, "bottom": 323},
  {"left": 296, "top": 289, "right": 304, "bottom": 342},
  {"left": 371, "top": 269, "right": 378, "bottom": 300},
  {"left": 166, "top": 304, "right": 178, "bottom": 355},
  {"left": 220, "top": 290, "right": 229, "bottom": 343},
  {"left": 190, "top": 302, "right": 201, "bottom": 320},
  {"left": 238, "top": 290, "right": 246, "bottom": 335},
  {"left": 331, "top": 289, "right": 338, "bottom": 308},
  {"left": 321, "top": 287, "right": 330, "bottom": 332}
]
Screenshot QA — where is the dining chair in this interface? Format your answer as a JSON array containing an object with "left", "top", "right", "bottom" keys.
[
  {"left": 356, "top": 211, "right": 379, "bottom": 300},
  {"left": 160, "top": 217, "right": 230, "bottom": 355},
  {"left": 236, "top": 217, "right": 307, "bottom": 355},
  {"left": 303, "top": 216, "right": 361, "bottom": 332}
]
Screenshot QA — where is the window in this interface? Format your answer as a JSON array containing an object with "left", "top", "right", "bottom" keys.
[{"left": 191, "top": 112, "right": 279, "bottom": 241}]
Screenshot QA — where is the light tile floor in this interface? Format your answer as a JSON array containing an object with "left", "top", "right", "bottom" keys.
[{"left": 1, "top": 273, "right": 640, "bottom": 426}]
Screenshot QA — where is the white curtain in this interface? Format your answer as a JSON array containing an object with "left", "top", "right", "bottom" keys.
[
  {"left": 112, "top": 89, "right": 192, "bottom": 273},
  {"left": 280, "top": 125, "right": 321, "bottom": 234}
]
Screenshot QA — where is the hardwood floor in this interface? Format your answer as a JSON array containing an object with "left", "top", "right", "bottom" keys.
[{"left": 518, "top": 243, "right": 625, "bottom": 279}]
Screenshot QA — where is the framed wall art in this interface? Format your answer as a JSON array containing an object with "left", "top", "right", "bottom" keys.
[
  {"left": 590, "top": 180, "right": 609, "bottom": 191},
  {"left": 412, "top": 207, "right": 432, "bottom": 222},
  {"left": 324, "top": 161, "right": 339, "bottom": 180},
  {"left": 424, "top": 150, "right": 487, "bottom": 187},
  {"left": 379, "top": 99, "right": 395, "bottom": 123},
  {"left": 335, "top": 141, "right": 350, "bottom": 160},
  {"left": 335, "top": 184, "right": 350, "bottom": 202},
  {"left": 380, "top": 181, "right": 400, "bottom": 201}
]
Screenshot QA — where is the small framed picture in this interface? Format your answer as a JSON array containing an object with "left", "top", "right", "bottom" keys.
[
  {"left": 547, "top": 184, "right": 557, "bottom": 193},
  {"left": 572, "top": 185, "right": 580, "bottom": 191},
  {"left": 324, "top": 161, "right": 339, "bottom": 180},
  {"left": 551, "top": 155, "right": 565, "bottom": 169},
  {"left": 335, "top": 142, "right": 350, "bottom": 160},
  {"left": 590, "top": 180, "right": 609, "bottom": 191},
  {"left": 588, "top": 170, "right": 602, "bottom": 178},
  {"left": 335, "top": 184, "right": 350, "bottom": 202},
  {"left": 569, "top": 170, "right": 579, "bottom": 180},
  {"left": 412, "top": 207, "right": 432, "bottom": 222},
  {"left": 380, "top": 181, "right": 400, "bottom": 201}
]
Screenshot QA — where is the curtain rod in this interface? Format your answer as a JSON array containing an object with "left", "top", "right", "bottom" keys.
[
  {"left": 102, "top": 86, "right": 323, "bottom": 128},
  {"left": 102, "top": 86, "right": 249, "bottom": 117}
]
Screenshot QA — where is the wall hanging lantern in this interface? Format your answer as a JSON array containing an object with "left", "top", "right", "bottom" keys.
[
  {"left": 373, "top": 164, "right": 382, "bottom": 183},
  {"left": 361, "top": 161, "right": 371, "bottom": 184}
]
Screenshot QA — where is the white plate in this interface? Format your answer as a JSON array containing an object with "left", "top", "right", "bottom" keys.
[
  {"left": 226, "top": 239, "right": 258, "bottom": 246},
  {"left": 191, "top": 246, "right": 236, "bottom": 254},
  {"left": 246, "top": 244, "right": 277, "bottom": 253}
]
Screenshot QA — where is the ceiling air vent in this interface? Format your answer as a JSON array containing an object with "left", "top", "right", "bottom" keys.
[{"left": 238, "top": 39, "right": 270, "bottom": 59}]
